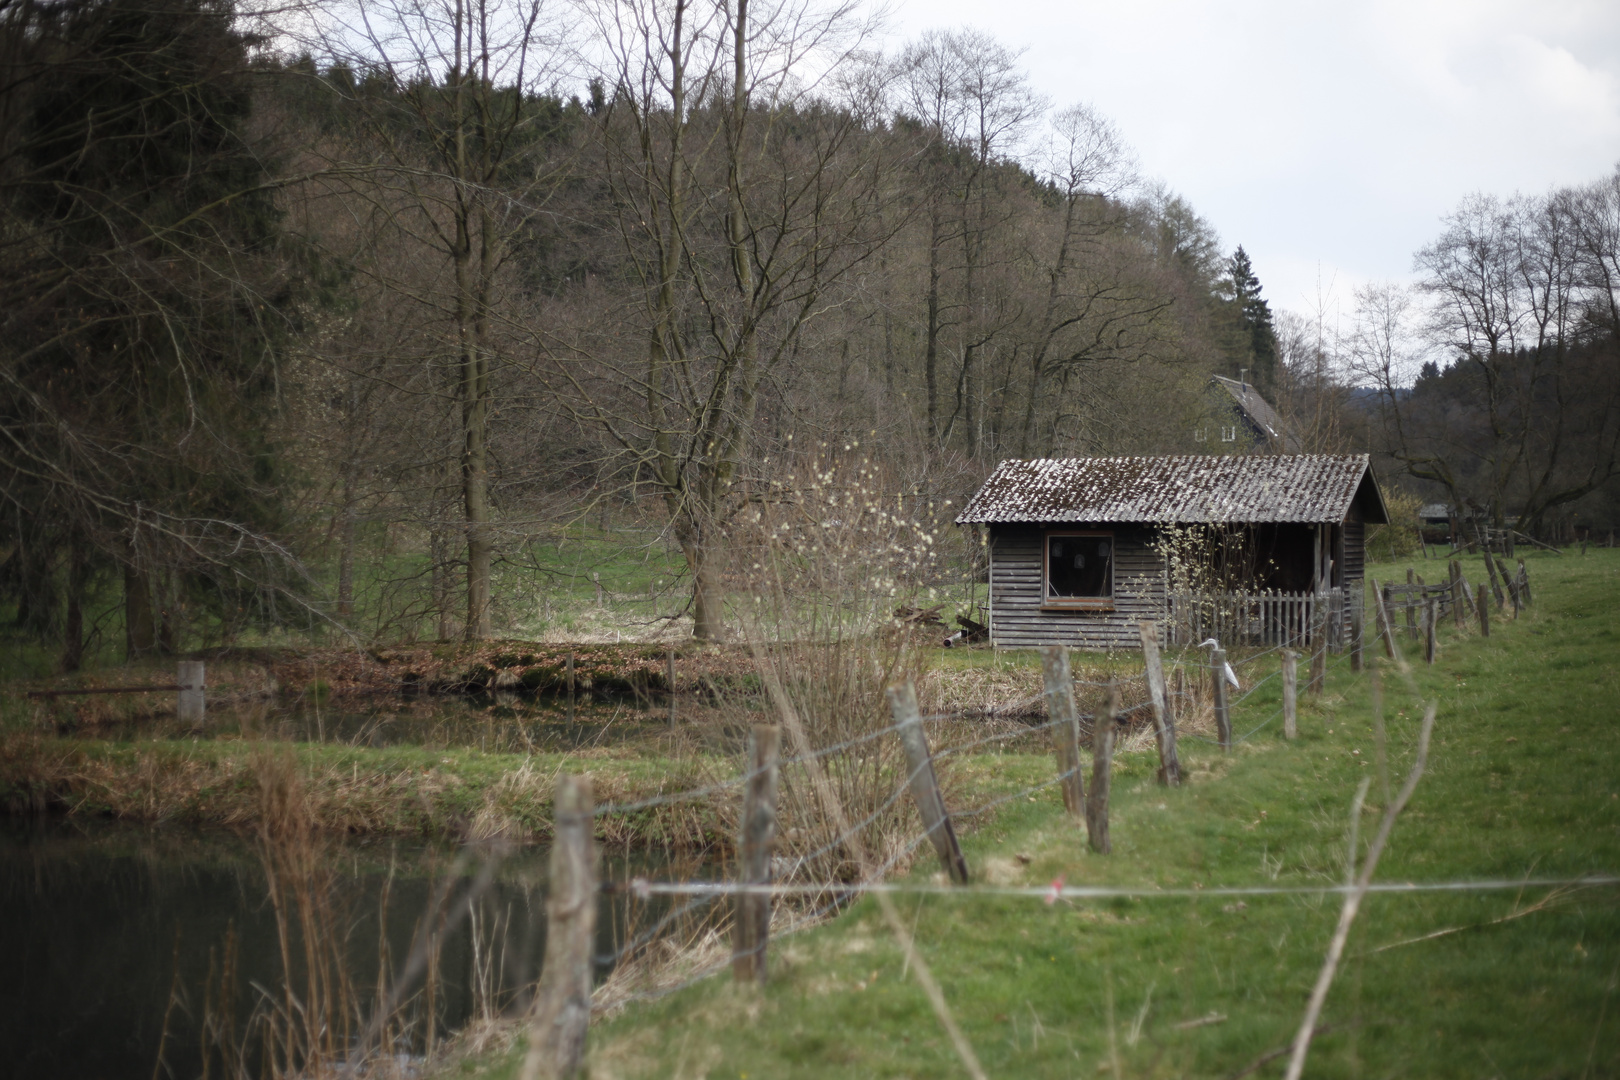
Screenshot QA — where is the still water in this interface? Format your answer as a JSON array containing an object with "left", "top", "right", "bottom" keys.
[{"left": 0, "top": 818, "right": 702, "bottom": 1080}]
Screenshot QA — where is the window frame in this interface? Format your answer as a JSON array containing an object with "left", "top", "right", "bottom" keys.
[{"left": 1041, "top": 529, "right": 1116, "bottom": 611}]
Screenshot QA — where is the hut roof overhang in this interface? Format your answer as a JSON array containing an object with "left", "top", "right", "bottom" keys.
[{"left": 956, "top": 454, "right": 1388, "bottom": 526}]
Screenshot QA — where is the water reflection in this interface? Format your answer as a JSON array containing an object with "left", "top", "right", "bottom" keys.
[{"left": 0, "top": 818, "right": 707, "bottom": 1080}]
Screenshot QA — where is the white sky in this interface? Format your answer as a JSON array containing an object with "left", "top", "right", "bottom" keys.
[{"left": 877, "top": 0, "right": 1620, "bottom": 327}]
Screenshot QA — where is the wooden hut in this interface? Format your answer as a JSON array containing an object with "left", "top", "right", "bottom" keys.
[{"left": 956, "top": 454, "right": 1389, "bottom": 650}]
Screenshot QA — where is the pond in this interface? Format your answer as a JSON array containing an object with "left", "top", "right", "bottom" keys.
[{"left": 0, "top": 817, "right": 712, "bottom": 1080}]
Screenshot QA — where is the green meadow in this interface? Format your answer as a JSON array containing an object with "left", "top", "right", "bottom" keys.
[{"left": 460, "top": 548, "right": 1620, "bottom": 1079}]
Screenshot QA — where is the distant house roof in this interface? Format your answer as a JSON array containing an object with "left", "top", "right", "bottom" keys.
[
  {"left": 1211, "top": 375, "right": 1300, "bottom": 452},
  {"left": 957, "top": 454, "right": 1388, "bottom": 525}
]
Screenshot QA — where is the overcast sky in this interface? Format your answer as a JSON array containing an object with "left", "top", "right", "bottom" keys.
[{"left": 877, "top": 0, "right": 1620, "bottom": 328}]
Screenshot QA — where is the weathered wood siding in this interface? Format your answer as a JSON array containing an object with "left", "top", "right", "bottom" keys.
[
  {"left": 989, "top": 524, "right": 1165, "bottom": 650},
  {"left": 1342, "top": 509, "right": 1365, "bottom": 586}
]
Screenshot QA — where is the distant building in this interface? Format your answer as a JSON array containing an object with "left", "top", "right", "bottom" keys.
[
  {"left": 957, "top": 454, "right": 1388, "bottom": 650},
  {"left": 1191, "top": 375, "right": 1300, "bottom": 453}
]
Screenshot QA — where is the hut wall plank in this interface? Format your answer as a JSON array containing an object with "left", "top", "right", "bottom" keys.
[{"left": 989, "top": 524, "right": 1164, "bottom": 649}]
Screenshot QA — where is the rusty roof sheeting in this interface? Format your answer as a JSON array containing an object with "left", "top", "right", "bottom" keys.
[{"left": 956, "top": 454, "right": 1377, "bottom": 524}]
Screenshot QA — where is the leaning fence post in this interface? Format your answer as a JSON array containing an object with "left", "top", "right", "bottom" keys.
[
  {"left": 1136, "top": 623, "right": 1181, "bottom": 786},
  {"left": 887, "top": 682, "right": 969, "bottom": 884},
  {"left": 1308, "top": 602, "right": 1328, "bottom": 696},
  {"left": 733, "top": 725, "right": 780, "bottom": 984},
  {"left": 525, "top": 774, "right": 596, "bottom": 1080},
  {"left": 1086, "top": 684, "right": 1119, "bottom": 854},
  {"left": 1476, "top": 579, "right": 1490, "bottom": 638},
  {"left": 1211, "top": 647, "right": 1231, "bottom": 751},
  {"left": 177, "top": 661, "right": 205, "bottom": 728},
  {"left": 1038, "top": 647, "right": 1087, "bottom": 819},
  {"left": 1282, "top": 650, "right": 1298, "bottom": 740},
  {"left": 1370, "top": 580, "right": 1392, "bottom": 660}
]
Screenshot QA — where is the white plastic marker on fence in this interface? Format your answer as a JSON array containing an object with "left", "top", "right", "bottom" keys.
[
  {"left": 1199, "top": 640, "right": 1238, "bottom": 751},
  {"left": 177, "top": 661, "right": 205, "bottom": 727},
  {"left": 524, "top": 774, "right": 596, "bottom": 1080}
]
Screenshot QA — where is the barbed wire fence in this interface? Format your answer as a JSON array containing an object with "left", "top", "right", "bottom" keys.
[{"left": 509, "top": 569, "right": 1599, "bottom": 1078}]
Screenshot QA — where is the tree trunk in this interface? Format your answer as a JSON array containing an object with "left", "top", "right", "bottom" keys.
[
  {"left": 337, "top": 478, "right": 357, "bottom": 624},
  {"left": 61, "top": 542, "right": 86, "bottom": 673},
  {"left": 124, "top": 562, "right": 156, "bottom": 659}
]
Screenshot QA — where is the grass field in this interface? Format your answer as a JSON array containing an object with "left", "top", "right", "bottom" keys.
[{"left": 451, "top": 548, "right": 1620, "bottom": 1079}]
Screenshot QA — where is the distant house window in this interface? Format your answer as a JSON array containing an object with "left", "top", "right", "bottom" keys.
[
  {"left": 1193, "top": 427, "right": 1208, "bottom": 441},
  {"left": 1221, "top": 425, "right": 1237, "bottom": 442},
  {"left": 1044, "top": 532, "right": 1114, "bottom": 608}
]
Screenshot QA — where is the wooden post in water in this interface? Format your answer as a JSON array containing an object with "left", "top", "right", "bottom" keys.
[
  {"left": 1211, "top": 648, "right": 1231, "bottom": 751},
  {"left": 1425, "top": 598, "right": 1438, "bottom": 665},
  {"left": 733, "top": 725, "right": 780, "bottom": 984},
  {"left": 525, "top": 774, "right": 596, "bottom": 1080},
  {"left": 667, "top": 648, "right": 677, "bottom": 728},
  {"left": 887, "top": 682, "right": 968, "bottom": 884},
  {"left": 177, "top": 661, "right": 205, "bottom": 728},
  {"left": 1085, "top": 685, "right": 1119, "bottom": 854},
  {"left": 1039, "top": 647, "right": 1087, "bottom": 819},
  {"left": 1308, "top": 601, "right": 1328, "bottom": 696},
  {"left": 1282, "top": 650, "right": 1298, "bottom": 740},
  {"left": 1137, "top": 623, "right": 1181, "bottom": 786}
]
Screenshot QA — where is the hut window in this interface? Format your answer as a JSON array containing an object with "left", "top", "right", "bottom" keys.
[{"left": 1044, "top": 532, "right": 1113, "bottom": 607}]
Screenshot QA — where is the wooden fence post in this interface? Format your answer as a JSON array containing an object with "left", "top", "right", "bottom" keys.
[
  {"left": 887, "top": 682, "right": 969, "bottom": 884},
  {"left": 1085, "top": 685, "right": 1119, "bottom": 854},
  {"left": 1038, "top": 647, "right": 1087, "bottom": 819},
  {"left": 1282, "top": 650, "right": 1298, "bottom": 740},
  {"left": 1449, "top": 561, "right": 1464, "bottom": 629},
  {"left": 525, "top": 775, "right": 596, "bottom": 1080},
  {"left": 1518, "top": 559, "right": 1532, "bottom": 606},
  {"left": 1425, "top": 598, "right": 1438, "bottom": 665},
  {"left": 592, "top": 572, "right": 604, "bottom": 607},
  {"left": 1403, "top": 569, "right": 1418, "bottom": 639},
  {"left": 177, "top": 661, "right": 205, "bottom": 728},
  {"left": 733, "top": 725, "right": 780, "bottom": 984},
  {"left": 667, "top": 648, "right": 677, "bottom": 728},
  {"left": 1308, "top": 602, "right": 1327, "bottom": 696},
  {"left": 566, "top": 652, "right": 576, "bottom": 723},
  {"left": 1211, "top": 648, "right": 1231, "bottom": 751},
  {"left": 1476, "top": 580, "right": 1490, "bottom": 637},
  {"left": 1137, "top": 623, "right": 1181, "bottom": 786}
]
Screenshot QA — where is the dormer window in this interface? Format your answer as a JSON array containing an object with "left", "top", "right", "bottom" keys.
[{"left": 1221, "top": 425, "right": 1237, "bottom": 442}]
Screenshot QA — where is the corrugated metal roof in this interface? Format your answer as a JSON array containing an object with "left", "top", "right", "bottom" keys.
[{"left": 956, "top": 454, "right": 1378, "bottom": 524}]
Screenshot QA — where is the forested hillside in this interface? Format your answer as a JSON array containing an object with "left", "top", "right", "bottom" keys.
[{"left": 3, "top": 0, "right": 1617, "bottom": 664}]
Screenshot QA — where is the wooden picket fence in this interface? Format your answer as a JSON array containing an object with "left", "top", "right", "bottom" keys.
[{"left": 1165, "top": 588, "right": 1357, "bottom": 651}]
